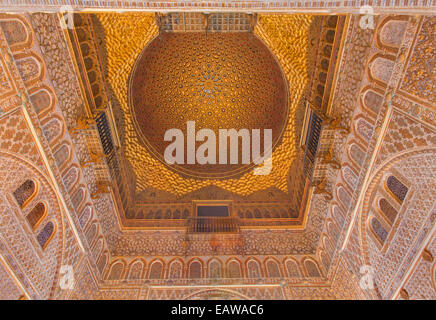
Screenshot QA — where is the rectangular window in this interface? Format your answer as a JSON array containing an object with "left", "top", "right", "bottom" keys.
[{"left": 197, "top": 205, "right": 229, "bottom": 217}]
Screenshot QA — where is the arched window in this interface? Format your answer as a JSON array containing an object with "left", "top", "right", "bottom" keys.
[
  {"left": 324, "top": 236, "right": 334, "bottom": 259},
  {"left": 173, "top": 209, "right": 181, "bottom": 219},
  {"left": 327, "top": 220, "right": 340, "bottom": 243},
  {"left": 209, "top": 260, "right": 222, "bottom": 279},
  {"left": 285, "top": 259, "right": 301, "bottom": 277},
  {"left": 386, "top": 175, "right": 408, "bottom": 202},
  {"left": 36, "top": 221, "right": 55, "bottom": 249},
  {"left": 227, "top": 260, "right": 241, "bottom": 278},
  {"left": 349, "top": 143, "right": 365, "bottom": 167},
  {"left": 370, "top": 217, "right": 388, "bottom": 244},
  {"left": 79, "top": 206, "right": 92, "bottom": 229},
  {"left": 13, "top": 179, "right": 37, "bottom": 208},
  {"left": 107, "top": 261, "right": 125, "bottom": 280},
  {"left": 97, "top": 253, "right": 107, "bottom": 275},
  {"left": 148, "top": 261, "right": 163, "bottom": 279},
  {"left": 266, "top": 260, "right": 281, "bottom": 278},
  {"left": 91, "top": 238, "right": 103, "bottom": 260},
  {"left": 128, "top": 260, "right": 144, "bottom": 280},
  {"left": 304, "top": 259, "right": 321, "bottom": 277},
  {"left": 168, "top": 261, "right": 183, "bottom": 279},
  {"left": 320, "top": 251, "right": 330, "bottom": 271},
  {"left": 379, "top": 198, "right": 398, "bottom": 225},
  {"left": 189, "top": 261, "right": 202, "bottom": 279},
  {"left": 182, "top": 209, "right": 189, "bottom": 219},
  {"left": 26, "top": 202, "right": 47, "bottom": 229},
  {"left": 247, "top": 260, "right": 261, "bottom": 278},
  {"left": 164, "top": 209, "right": 171, "bottom": 219},
  {"left": 85, "top": 222, "right": 97, "bottom": 245},
  {"left": 154, "top": 210, "right": 162, "bottom": 219}
]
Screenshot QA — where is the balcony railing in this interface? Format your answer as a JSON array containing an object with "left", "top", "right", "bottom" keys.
[
  {"left": 187, "top": 217, "right": 240, "bottom": 234},
  {"left": 302, "top": 108, "right": 323, "bottom": 180}
]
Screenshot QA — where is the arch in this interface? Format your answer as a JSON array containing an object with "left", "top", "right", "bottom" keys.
[
  {"left": 327, "top": 218, "right": 340, "bottom": 243},
  {"left": 336, "top": 185, "right": 352, "bottom": 211},
  {"left": 168, "top": 259, "right": 183, "bottom": 279},
  {"left": 173, "top": 209, "right": 181, "bottom": 219},
  {"left": 376, "top": 16, "right": 408, "bottom": 52},
  {"left": 367, "top": 54, "right": 396, "bottom": 87},
  {"left": 41, "top": 113, "right": 65, "bottom": 147},
  {"left": 79, "top": 205, "right": 92, "bottom": 229},
  {"left": 13, "top": 179, "right": 37, "bottom": 209},
  {"left": 71, "top": 186, "right": 86, "bottom": 211},
  {"left": 97, "top": 252, "right": 108, "bottom": 276},
  {"left": 359, "top": 147, "right": 436, "bottom": 267},
  {"left": 148, "top": 259, "right": 164, "bottom": 279},
  {"left": 226, "top": 259, "right": 242, "bottom": 278},
  {"left": 28, "top": 85, "right": 56, "bottom": 118},
  {"left": 0, "top": 14, "right": 34, "bottom": 51},
  {"left": 127, "top": 259, "right": 145, "bottom": 280},
  {"left": 284, "top": 258, "right": 301, "bottom": 277},
  {"left": 359, "top": 86, "right": 384, "bottom": 117},
  {"left": 13, "top": 51, "right": 45, "bottom": 87},
  {"left": 36, "top": 221, "right": 56, "bottom": 249},
  {"left": 377, "top": 197, "right": 398, "bottom": 225},
  {"left": 347, "top": 140, "right": 367, "bottom": 169},
  {"left": 164, "top": 209, "right": 172, "bottom": 219},
  {"left": 188, "top": 260, "right": 203, "bottom": 279},
  {"left": 26, "top": 201, "right": 47, "bottom": 230},
  {"left": 85, "top": 221, "right": 98, "bottom": 246},
  {"left": 319, "top": 250, "right": 331, "bottom": 273},
  {"left": 91, "top": 237, "right": 104, "bottom": 261},
  {"left": 368, "top": 216, "right": 388, "bottom": 246},
  {"left": 385, "top": 175, "right": 408, "bottom": 203},
  {"left": 246, "top": 258, "right": 262, "bottom": 278},
  {"left": 62, "top": 165, "right": 81, "bottom": 192},
  {"left": 208, "top": 258, "right": 222, "bottom": 279},
  {"left": 303, "top": 258, "right": 322, "bottom": 277},
  {"left": 52, "top": 142, "right": 72, "bottom": 171},
  {"left": 331, "top": 204, "right": 345, "bottom": 228},
  {"left": 182, "top": 209, "right": 189, "bottom": 219},
  {"left": 342, "top": 164, "right": 359, "bottom": 190},
  {"left": 107, "top": 260, "right": 126, "bottom": 280},
  {"left": 323, "top": 234, "right": 335, "bottom": 259},
  {"left": 0, "top": 151, "right": 63, "bottom": 299},
  {"left": 237, "top": 210, "right": 244, "bottom": 219},
  {"left": 265, "top": 258, "right": 281, "bottom": 278},
  {"left": 354, "top": 116, "right": 374, "bottom": 145}
]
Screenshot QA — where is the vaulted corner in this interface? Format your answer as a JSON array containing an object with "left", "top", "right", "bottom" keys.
[{"left": 0, "top": 2, "right": 435, "bottom": 301}]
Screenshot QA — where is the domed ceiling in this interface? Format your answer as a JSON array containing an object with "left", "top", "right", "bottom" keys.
[
  {"left": 95, "top": 13, "right": 313, "bottom": 196},
  {"left": 129, "top": 32, "right": 288, "bottom": 178}
]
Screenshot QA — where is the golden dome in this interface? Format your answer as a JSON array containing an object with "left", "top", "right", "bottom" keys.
[{"left": 129, "top": 32, "right": 288, "bottom": 178}]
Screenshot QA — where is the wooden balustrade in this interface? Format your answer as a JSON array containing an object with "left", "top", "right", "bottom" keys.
[{"left": 187, "top": 217, "right": 240, "bottom": 234}]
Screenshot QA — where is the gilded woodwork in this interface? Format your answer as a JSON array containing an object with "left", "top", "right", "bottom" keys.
[{"left": 94, "top": 13, "right": 313, "bottom": 196}]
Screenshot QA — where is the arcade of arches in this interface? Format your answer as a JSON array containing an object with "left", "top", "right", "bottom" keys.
[{"left": 0, "top": 2, "right": 435, "bottom": 300}]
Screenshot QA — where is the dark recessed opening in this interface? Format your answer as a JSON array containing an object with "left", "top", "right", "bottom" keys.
[{"left": 197, "top": 205, "right": 229, "bottom": 217}]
